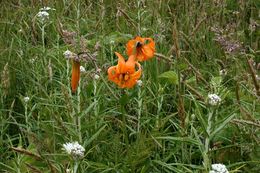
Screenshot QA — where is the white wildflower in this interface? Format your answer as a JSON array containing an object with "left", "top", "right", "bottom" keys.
[
  {"left": 137, "top": 80, "right": 143, "bottom": 87},
  {"left": 210, "top": 163, "right": 229, "bottom": 173},
  {"left": 94, "top": 74, "right": 100, "bottom": 80},
  {"left": 219, "top": 69, "right": 227, "bottom": 76},
  {"left": 24, "top": 97, "right": 30, "bottom": 103},
  {"left": 63, "top": 50, "right": 73, "bottom": 59},
  {"left": 30, "top": 58, "right": 36, "bottom": 63},
  {"left": 37, "top": 11, "right": 49, "bottom": 22},
  {"left": 208, "top": 94, "right": 221, "bottom": 106},
  {"left": 191, "top": 114, "right": 196, "bottom": 120},
  {"left": 80, "top": 66, "right": 86, "bottom": 73},
  {"left": 63, "top": 141, "right": 85, "bottom": 159},
  {"left": 40, "top": 7, "right": 54, "bottom": 11}
]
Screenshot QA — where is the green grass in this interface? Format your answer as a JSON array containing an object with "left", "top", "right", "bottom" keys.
[{"left": 0, "top": 0, "right": 259, "bottom": 172}]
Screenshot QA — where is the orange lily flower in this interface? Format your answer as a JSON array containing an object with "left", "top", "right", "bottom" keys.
[
  {"left": 71, "top": 60, "right": 80, "bottom": 93},
  {"left": 108, "top": 52, "right": 142, "bottom": 88},
  {"left": 126, "top": 36, "right": 155, "bottom": 61}
]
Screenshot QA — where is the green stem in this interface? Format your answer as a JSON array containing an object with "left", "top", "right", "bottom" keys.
[
  {"left": 25, "top": 103, "right": 29, "bottom": 132},
  {"left": 93, "top": 79, "right": 98, "bottom": 129},
  {"left": 137, "top": 86, "right": 142, "bottom": 133},
  {"left": 41, "top": 24, "right": 45, "bottom": 53},
  {"left": 204, "top": 111, "right": 213, "bottom": 171},
  {"left": 137, "top": 0, "right": 141, "bottom": 35},
  {"left": 77, "top": 80, "right": 82, "bottom": 143},
  {"left": 73, "top": 161, "right": 79, "bottom": 173}
]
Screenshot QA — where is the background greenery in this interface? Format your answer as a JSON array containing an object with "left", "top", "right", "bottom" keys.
[{"left": 0, "top": 0, "right": 259, "bottom": 172}]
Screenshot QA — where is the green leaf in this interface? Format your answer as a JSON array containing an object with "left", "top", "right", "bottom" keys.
[
  {"left": 211, "top": 113, "right": 236, "bottom": 138},
  {"left": 159, "top": 71, "right": 178, "bottom": 85},
  {"left": 119, "top": 94, "right": 129, "bottom": 106},
  {"left": 83, "top": 125, "right": 107, "bottom": 147}
]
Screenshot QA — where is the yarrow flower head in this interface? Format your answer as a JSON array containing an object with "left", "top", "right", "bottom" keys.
[
  {"left": 64, "top": 50, "right": 73, "bottom": 59},
  {"left": 94, "top": 74, "right": 100, "bottom": 80},
  {"left": 209, "top": 163, "right": 229, "bottom": 173},
  {"left": 39, "top": 7, "right": 54, "bottom": 11},
  {"left": 24, "top": 96, "right": 30, "bottom": 103},
  {"left": 37, "top": 11, "right": 49, "bottom": 23},
  {"left": 208, "top": 94, "right": 221, "bottom": 106},
  {"left": 219, "top": 69, "right": 227, "bottom": 76},
  {"left": 63, "top": 141, "right": 85, "bottom": 159},
  {"left": 80, "top": 66, "right": 86, "bottom": 73}
]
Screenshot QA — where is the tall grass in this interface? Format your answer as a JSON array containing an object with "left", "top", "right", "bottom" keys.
[{"left": 0, "top": 0, "right": 259, "bottom": 172}]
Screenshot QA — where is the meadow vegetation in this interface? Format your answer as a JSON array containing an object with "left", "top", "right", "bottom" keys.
[{"left": 0, "top": 0, "right": 259, "bottom": 172}]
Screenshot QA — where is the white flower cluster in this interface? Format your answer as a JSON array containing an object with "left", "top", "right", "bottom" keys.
[
  {"left": 40, "top": 7, "right": 54, "bottom": 11},
  {"left": 219, "top": 69, "right": 227, "bottom": 76},
  {"left": 63, "top": 141, "right": 85, "bottom": 159},
  {"left": 63, "top": 50, "right": 77, "bottom": 60},
  {"left": 209, "top": 163, "right": 229, "bottom": 173},
  {"left": 80, "top": 66, "right": 86, "bottom": 73},
  {"left": 37, "top": 11, "right": 49, "bottom": 23},
  {"left": 37, "top": 6, "right": 54, "bottom": 23},
  {"left": 208, "top": 94, "right": 221, "bottom": 106},
  {"left": 24, "top": 96, "right": 30, "bottom": 103},
  {"left": 94, "top": 74, "right": 100, "bottom": 80},
  {"left": 63, "top": 50, "right": 73, "bottom": 59}
]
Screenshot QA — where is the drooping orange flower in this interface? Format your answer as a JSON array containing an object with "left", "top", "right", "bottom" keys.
[
  {"left": 126, "top": 36, "right": 155, "bottom": 61},
  {"left": 108, "top": 52, "right": 142, "bottom": 88},
  {"left": 71, "top": 60, "right": 80, "bottom": 93}
]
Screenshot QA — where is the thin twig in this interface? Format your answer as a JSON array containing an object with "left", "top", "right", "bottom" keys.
[
  {"left": 10, "top": 147, "right": 42, "bottom": 161},
  {"left": 183, "top": 57, "right": 209, "bottom": 86},
  {"left": 247, "top": 58, "right": 260, "bottom": 96},
  {"left": 231, "top": 119, "right": 260, "bottom": 128},
  {"left": 117, "top": 8, "right": 138, "bottom": 31},
  {"left": 184, "top": 82, "right": 204, "bottom": 101}
]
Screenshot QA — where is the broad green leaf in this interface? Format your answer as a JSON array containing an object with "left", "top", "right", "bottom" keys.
[{"left": 159, "top": 71, "right": 178, "bottom": 85}]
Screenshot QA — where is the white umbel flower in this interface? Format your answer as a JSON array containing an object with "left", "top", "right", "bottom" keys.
[
  {"left": 40, "top": 7, "right": 54, "bottom": 11},
  {"left": 63, "top": 50, "right": 73, "bottom": 59},
  {"left": 219, "top": 69, "right": 227, "bottom": 76},
  {"left": 80, "top": 66, "right": 86, "bottom": 73},
  {"left": 94, "top": 74, "right": 100, "bottom": 80},
  {"left": 208, "top": 94, "right": 221, "bottom": 106},
  {"left": 209, "top": 163, "right": 229, "bottom": 173},
  {"left": 63, "top": 141, "right": 85, "bottom": 159},
  {"left": 24, "top": 97, "right": 30, "bottom": 103},
  {"left": 37, "top": 11, "right": 49, "bottom": 22}
]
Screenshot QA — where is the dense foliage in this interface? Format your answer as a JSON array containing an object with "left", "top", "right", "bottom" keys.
[{"left": 0, "top": 0, "right": 259, "bottom": 172}]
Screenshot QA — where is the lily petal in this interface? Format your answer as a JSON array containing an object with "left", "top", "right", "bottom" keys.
[{"left": 71, "top": 60, "right": 80, "bottom": 93}]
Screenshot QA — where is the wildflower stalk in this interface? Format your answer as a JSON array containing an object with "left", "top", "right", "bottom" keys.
[
  {"left": 93, "top": 78, "right": 98, "bottom": 129},
  {"left": 156, "top": 91, "right": 163, "bottom": 128},
  {"left": 137, "top": 86, "right": 142, "bottom": 132},
  {"left": 25, "top": 102, "right": 29, "bottom": 133},
  {"left": 76, "top": 80, "right": 82, "bottom": 143},
  {"left": 137, "top": 0, "right": 141, "bottom": 35},
  {"left": 203, "top": 110, "right": 213, "bottom": 171},
  {"left": 120, "top": 95, "right": 129, "bottom": 147},
  {"left": 73, "top": 161, "right": 79, "bottom": 173},
  {"left": 41, "top": 24, "right": 46, "bottom": 53}
]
